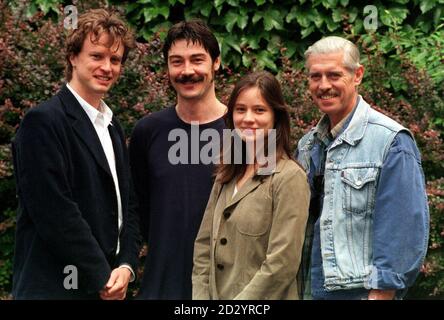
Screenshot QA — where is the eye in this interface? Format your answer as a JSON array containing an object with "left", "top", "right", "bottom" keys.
[
  {"left": 329, "top": 73, "right": 341, "bottom": 80},
  {"left": 255, "top": 107, "right": 266, "bottom": 113},
  {"left": 170, "top": 59, "right": 182, "bottom": 66},
  {"left": 111, "top": 57, "right": 121, "bottom": 64},
  {"left": 91, "top": 54, "right": 101, "bottom": 60},
  {"left": 234, "top": 106, "right": 245, "bottom": 113},
  {"left": 192, "top": 58, "right": 204, "bottom": 64},
  {"left": 310, "top": 74, "right": 321, "bottom": 81}
]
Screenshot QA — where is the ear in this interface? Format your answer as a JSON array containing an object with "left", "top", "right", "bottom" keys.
[
  {"left": 69, "top": 54, "right": 77, "bottom": 68},
  {"left": 353, "top": 65, "right": 364, "bottom": 86},
  {"left": 213, "top": 56, "right": 221, "bottom": 72}
]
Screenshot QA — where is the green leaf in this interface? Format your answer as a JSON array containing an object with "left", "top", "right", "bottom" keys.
[
  {"left": 301, "top": 25, "right": 315, "bottom": 38},
  {"left": 242, "top": 54, "right": 253, "bottom": 68},
  {"left": 322, "top": 0, "right": 338, "bottom": 9},
  {"left": 241, "top": 35, "right": 260, "bottom": 50},
  {"left": 256, "top": 50, "right": 277, "bottom": 70},
  {"left": 200, "top": 1, "right": 213, "bottom": 17},
  {"left": 326, "top": 16, "right": 339, "bottom": 32},
  {"left": 253, "top": 12, "right": 263, "bottom": 24},
  {"left": 283, "top": 41, "right": 297, "bottom": 58},
  {"left": 263, "top": 9, "right": 284, "bottom": 31},
  {"left": 332, "top": 8, "right": 344, "bottom": 23},
  {"left": 227, "top": 0, "right": 239, "bottom": 6},
  {"left": 339, "top": 0, "right": 349, "bottom": 6},
  {"left": 224, "top": 11, "right": 238, "bottom": 32},
  {"left": 286, "top": 6, "right": 298, "bottom": 23},
  {"left": 313, "top": 11, "right": 325, "bottom": 28},
  {"left": 237, "top": 8, "right": 249, "bottom": 29},
  {"left": 224, "top": 35, "right": 242, "bottom": 54},
  {"left": 255, "top": 0, "right": 267, "bottom": 5},
  {"left": 420, "top": 0, "right": 436, "bottom": 14},
  {"left": 347, "top": 7, "right": 358, "bottom": 22}
]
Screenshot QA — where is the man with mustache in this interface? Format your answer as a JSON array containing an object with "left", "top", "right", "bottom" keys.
[
  {"left": 296, "top": 36, "right": 429, "bottom": 300},
  {"left": 129, "top": 20, "right": 226, "bottom": 299}
]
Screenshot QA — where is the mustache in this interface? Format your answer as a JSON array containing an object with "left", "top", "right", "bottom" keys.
[
  {"left": 317, "top": 89, "right": 339, "bottom": 97},
  {"left": 174, "top": 74, "right": 205, "bottom": 84}
]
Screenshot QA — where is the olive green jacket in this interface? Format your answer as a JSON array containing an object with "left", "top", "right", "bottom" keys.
[{"left": 192, "top": 159, "right": 310, "bottom": 300}]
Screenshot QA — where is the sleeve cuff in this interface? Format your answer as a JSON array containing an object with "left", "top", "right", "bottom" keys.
[
  {"left": 365, "top": 265, "right": 406, "bottom": 290},
  {"left": 118, "top": 264, "right": 136, "bottom": 282}
]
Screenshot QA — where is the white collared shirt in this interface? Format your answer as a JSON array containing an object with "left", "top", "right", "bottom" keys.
[{"left": 66, "top": 84, "right": 123, "bottom": 254}]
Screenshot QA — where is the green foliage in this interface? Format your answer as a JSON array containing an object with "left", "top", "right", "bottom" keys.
[{"left": 108, "top": 0, "right": 444, "bottom": 78}]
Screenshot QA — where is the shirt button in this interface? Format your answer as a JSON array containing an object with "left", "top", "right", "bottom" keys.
[
  {"left": 220, "top": 238, "right": 227, "bottom": 245},
  {"left": 217, "top": 264, "right": 224, "bottom": 271}
]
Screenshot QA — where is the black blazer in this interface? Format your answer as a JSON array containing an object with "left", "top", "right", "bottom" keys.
[{"left": 11, "top": 85, "right": 140, "bottom": 299}]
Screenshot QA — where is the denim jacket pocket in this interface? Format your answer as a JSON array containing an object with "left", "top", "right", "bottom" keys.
[{"left": 341, "top": 167, "right": 379, "bottom": 214}]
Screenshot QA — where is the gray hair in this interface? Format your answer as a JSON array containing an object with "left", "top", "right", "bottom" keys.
[{"left": 304, "top": 36, "right": 361, "bottom": 71}]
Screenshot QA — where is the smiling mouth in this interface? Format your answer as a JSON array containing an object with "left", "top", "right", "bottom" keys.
[
  {"left": 95, "top": 75, "right": 112, "bottom": 82},
  {"left": 318, "top": 92, "right": 339, "bottom": 99}
]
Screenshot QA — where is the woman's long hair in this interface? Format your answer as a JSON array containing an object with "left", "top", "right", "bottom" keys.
[{"left": 216, "top": 71, "right": 292, "bottom": 184}]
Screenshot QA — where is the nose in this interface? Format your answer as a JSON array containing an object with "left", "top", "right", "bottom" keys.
[
  {"left": 242, "top": 110, "right": 255, "bottom": 123},
  {"left": 100, "top": 58, "right": 112, "bottom": 73},
  {"left": 319, "top": 75, "right": 332, "bottom": 90},
  {"left": 182, "top": 61, "right": 195, "bottom": 75}
]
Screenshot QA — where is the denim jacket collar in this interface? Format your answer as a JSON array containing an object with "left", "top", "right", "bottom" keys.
[{"left": 335, "top": 95, "right": 369, "bottom": 147}]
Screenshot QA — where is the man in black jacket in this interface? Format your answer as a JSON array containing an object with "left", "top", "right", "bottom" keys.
[{"left": 12, "top": 9, "right": 140, "bottom": 299}]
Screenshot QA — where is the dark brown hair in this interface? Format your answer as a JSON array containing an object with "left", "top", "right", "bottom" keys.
[
  {"left": 162, "top": 19, "right": 220, "bottom": 63},
  {"left": 216, "top": 71, "right": 292, "bottom": 184},
  {"left": 65, "top": 9, "right": 135, "bottom": 81}
]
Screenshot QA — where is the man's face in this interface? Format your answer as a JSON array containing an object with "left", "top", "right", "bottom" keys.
[
  {"left": 70, "top": 32, "right": 124, "bottom": 103},
  {"left": 167, "top": 39, "right": 220, "bottom": 101},
  {"left": 307, "top": 51, "right": 364, "bottom": 126}
]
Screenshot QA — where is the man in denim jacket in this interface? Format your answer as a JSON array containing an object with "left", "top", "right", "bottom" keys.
[{"left": 296, "top": 36, "right": 429, "bottom": 300}]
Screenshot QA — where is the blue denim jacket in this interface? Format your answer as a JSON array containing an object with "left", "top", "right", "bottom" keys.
[{"left": 297, "top": 97, "right": 429, "bottom": 294}]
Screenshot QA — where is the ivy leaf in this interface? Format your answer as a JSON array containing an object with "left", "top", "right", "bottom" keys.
[
  {"left": 242, "top": 54, "right": 253, "bottom": 68},
  {"left": 263, "top": 9, "right": 284, "bottom": 31},
  {"left": 322, "top": 0, "right": 338, "bottom": 9},
  {"left": 326, "top": 16, "right": 339, "bottom": 32},
  {"left": 224, "top": 11, "right": 239, "bottom": 33},
  {"left": 200, "top": 1, "right": 213, "bottom": 17},
  {"left": 256, "top": 50, "right": 277, "bottom": 71},
  {"left": 420, "top": 0, "right": 436, "bottom": 14},
  {"left": 223, "top": 35, "right": 242, "bottom": 54},
  {"left": 339, "top": 0, "right": 349, "bottom": 6},
  {"left": 252, "top": 12, "right": 263, "bottom": 24},
  {"left": 237, "top": 8, "right": 249, "bottom": 29},
  {"left": 347, "top": 7, "right": 358, "bottom": 22},
  {"left": 332, "top": 8, "right": 344, "bottom": 23},
  {"left": 286, "top": 6, "right": 298, "bottom": 24},
  {"left": 282, "top": 41, "right": 297, "bottom": 58},
  {"left": 241, "top": 34, "right": 260, "bottom": 50},
  {"left": 301, "top": 25, "right": 315, "bottom": 38},
  {"left": 255, "top": 0, "right": 267, "bottom": 5}
]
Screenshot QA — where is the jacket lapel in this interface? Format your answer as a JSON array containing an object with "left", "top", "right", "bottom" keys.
[
  {"left": 225, "top": 177, "right": 263, "bottom": 209},
  {"left": 57, "top": 85, "right": 112, "bottom": 177},
  {"left": 108, "top": 120, "right": 127, "bottom": 212}
]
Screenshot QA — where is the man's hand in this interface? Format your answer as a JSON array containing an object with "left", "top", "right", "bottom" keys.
[
  {"left": 368, "top": 289, "right": 396, "bottom": 300},
  {"left": 100, "top": 267, "right": 132, "bottom": 300}
]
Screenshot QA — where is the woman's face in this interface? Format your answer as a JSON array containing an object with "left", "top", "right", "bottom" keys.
[{"left": 232, "top": 86, "right": 275, "bottom": 143}]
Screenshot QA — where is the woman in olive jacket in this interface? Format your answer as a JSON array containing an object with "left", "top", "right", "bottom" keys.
[{"left": 192, "top": 71, "right": 310, "bottom": 300}]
